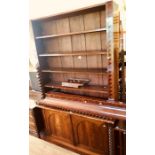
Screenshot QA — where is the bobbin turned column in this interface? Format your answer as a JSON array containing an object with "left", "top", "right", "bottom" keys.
[{"left": 106, "top": 1, "right": 119, "bottom": 101}]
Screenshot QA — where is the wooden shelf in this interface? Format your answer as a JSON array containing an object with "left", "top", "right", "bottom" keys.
[
  {"left": 36, "top": 28, "right": 106, "bottom": 39},
  {"left": 39, "top": 50, "right": 107, "bottom": 57},
  {"left": 45, "top": 91, "right": 126, "bottom": 108},
  {"left": 41, "top": 68, "right": 107, "bottom": 75},
  {"left": 44, "top": 82, "right": 108, "bottom": 94}
]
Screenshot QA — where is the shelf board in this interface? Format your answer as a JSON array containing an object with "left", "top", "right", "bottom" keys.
[
  {"left": 36, "top": 28, "right": 106, "bottom": 39},
  {"left": 41, "top": 68, "right": 107, "bottom": 75},
  {"left": 44, "top": 82, "right": 108, "bottom": 94},
  {"left": 45, "top": 91, "right": 126, "bottom": 108},
  {"left": 39, "top": 50, "right": 107, "bottom": 57}
]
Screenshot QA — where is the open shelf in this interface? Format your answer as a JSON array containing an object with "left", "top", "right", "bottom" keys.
[
  {"left": 44, "top": 82, "right": 108, "bottom": 94},
  {"left": 39, "top": 50, "right": 107, "bottom": 57},
  {"left": 41, "top": 68, "right": 108, "bottom": 75},
  {"left": 36, "top": 28, "right": 106, "bottom": 39}
]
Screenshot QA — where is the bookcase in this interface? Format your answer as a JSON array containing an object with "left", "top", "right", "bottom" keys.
[
  {"left": 32, "top": 1, "right": 120, "bottom": 102},
  {"left": 31, "top": 1, "right": 126, "bottom": 155}
]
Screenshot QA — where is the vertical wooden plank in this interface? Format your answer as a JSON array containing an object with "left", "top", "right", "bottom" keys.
[
  {"left": 56, "top": 17, "right": 72, "bottom": 53},
  {"left": 100, "top": 10, "right": 107, "bottom": 56},
  {"left": 50, "top": 73, "right": 64, "bottom": 84},
  {"left": 84, "top": 11, "right": 100, "bottom": 30},
  {"left": 84, "top": 11, "right": 103, "bottom": 86},
  {"left": 40, "top": 19, "right": 63, "bottom": 83},
  {"left": 100, "top": 9, "right": 108, "bottom": 86},
  {"left": 69, "top": 15, "right": 88, "bottom": 79},
  {"left": 47, "top": 57, "right": 62, "bottom": 68},
  {"left": 41, "top": 19, "right": 57, "bottom": 35},
  {"left": 56, "top": 18, "right": 73, "bottom": 65},
  {"left": 100, "top": 10, "right": 106, "bottom": 28},
  {"left": 56, "top": 18, "right": 74, "bottom": 81},
  {"left": 43, "top": 38, "right": 59, "bottom": 52}
]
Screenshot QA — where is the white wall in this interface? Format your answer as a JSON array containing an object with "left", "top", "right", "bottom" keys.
[{"left": 29, "top": 0, "right": 109, "bottom": 19}]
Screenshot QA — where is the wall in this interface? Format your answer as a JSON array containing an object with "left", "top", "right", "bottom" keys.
[{"left": 30, "top": 0, "right": 109, "bottom": 19}]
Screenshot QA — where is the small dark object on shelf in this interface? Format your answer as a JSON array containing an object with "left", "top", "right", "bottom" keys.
[{"left": 62, "top": 78, "right": 90, "bottom": 88}]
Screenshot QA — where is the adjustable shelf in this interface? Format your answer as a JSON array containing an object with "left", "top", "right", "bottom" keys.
[
  {"left": 39, "top": 50, "right": 107, "bottom": 57},
  {"left": 35, "top": 28, "right": 106, "bottom": 39},
  {"left": 41, "top": 68, "right": 107, "bottom": 75},
  {"left": 44, "top": 82, "right": 108, "bottom": 94}
]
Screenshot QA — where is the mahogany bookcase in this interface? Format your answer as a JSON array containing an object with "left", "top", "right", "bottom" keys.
[{"left": 31, "top": 1, "right": 126, "bottom": 155}]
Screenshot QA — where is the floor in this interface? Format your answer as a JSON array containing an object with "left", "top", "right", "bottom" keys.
[{"left": 29, "top": 135, "right": 80, "bottom": 155}]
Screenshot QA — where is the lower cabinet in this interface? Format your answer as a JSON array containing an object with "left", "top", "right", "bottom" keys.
[{"left": 41, "top": 108, "right": 115, "bottom": 155}]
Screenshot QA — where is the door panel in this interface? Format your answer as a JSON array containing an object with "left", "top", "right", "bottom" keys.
[
  {"left": 71, "top": 115, "right": 110, "bottom": 155},
  {"left": 43, "top": 109, "right": 74, "bottom": 144}
]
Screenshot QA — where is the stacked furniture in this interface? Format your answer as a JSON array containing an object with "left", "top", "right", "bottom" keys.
[{"left": 30, "top": 1, "right": 126, "bottom": 155}]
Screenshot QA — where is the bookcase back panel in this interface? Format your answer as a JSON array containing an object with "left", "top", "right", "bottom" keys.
[
  {"left": 42, "top": 33, "right": 106, "bottom": 53},
  {"left": 72, "top": 35, "right": 86, "bottom": 51},
  {"left": 73, "top": 56, "right": 87, "bottom": 68},
  {"left": 101, "top": 55, "right": 108, "bottom": 67},
  {"left": 39, "top": 10, "right": 106, "bottom": 36},
  {"left": 47, "top": 57, "right": 62, "bottom": 68},
  {"left": 101, "top": 32, "right": 107, "bottom": 50},
  {"left": 61, "top": 56, "right": 74, "bottom": 68},
  {"left": 47, "top": 55, "right": 107, "bottom": 68},
  {"left": 83, "top": 12, "right": 101, "bottom": 30},
  {"left": 49, "top": 73, "right": 108, "bottom": 86},
  {"left": 69, "top": 15, "right": 84, "bottom": 32}
]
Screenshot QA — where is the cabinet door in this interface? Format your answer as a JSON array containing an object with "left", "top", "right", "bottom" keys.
[
  {"left": 42, "top": 109, "right": 74, "bottom": 144},
  {"left": 71, "top": 114, "right": 111, "bottom": 155}
]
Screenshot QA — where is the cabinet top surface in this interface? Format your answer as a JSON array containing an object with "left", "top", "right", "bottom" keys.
[{"left": 38, "top": 97, "right": 126, "bottom": 121}]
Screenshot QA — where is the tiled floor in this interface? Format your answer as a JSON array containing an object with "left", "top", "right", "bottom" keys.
[{"left": 29, "top": 135, "right": 80, "bottom": 155}]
